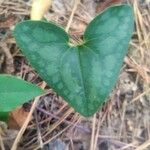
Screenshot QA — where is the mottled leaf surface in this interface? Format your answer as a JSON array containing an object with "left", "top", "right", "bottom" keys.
[
  {"left": 0, "top": 75, "right": 43, "bottom": 112},
  {"left": 14, "top": 5, "right": 134, "bottom": 116}
]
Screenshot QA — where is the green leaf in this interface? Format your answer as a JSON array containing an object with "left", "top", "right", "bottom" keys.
[
  {"left": 13, "top": 5, "right": 134, "bottom": 117},
  {"left": 0, "top": 111, "right": 9, "bottom": 122},
  {"left": 0, "top": 75, "right": 44, "bottom": 113}
]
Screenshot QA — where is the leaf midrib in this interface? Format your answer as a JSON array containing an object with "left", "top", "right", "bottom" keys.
[{"left": 76, "top": 47, "right": 89, "bottom": 115}]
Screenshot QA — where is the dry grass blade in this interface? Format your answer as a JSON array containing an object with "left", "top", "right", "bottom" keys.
[
  {"left": 35, "top": 111, "right": 81, "bottom": 150},
  {"left": 93, "top": 110, "right": 108, "bottom": 150},
  {"left": 135, "top": 139, "right": 150, "bottom": 150},
  {"left": 34, "top": 110, "right": 43, "bottom": 148},
  {"left": 11, "top": 82, "right": 47, "bottom": 150},
  {"left": 35, "top": 125, "right": 71, "bottom": 150},
  {"left": 40, "top": 108, "right": 74, "bottom": 140},
  {"left": 65, "top": 0, "right": 80, "bottom": 32},
  {"left": 11, "top": 96, "right": 41, "bottom": 150},
  {"left": 117, "top": 142, "right": 136, "bottom": 150},
  {"left": 131, "top": 88, "right": 150, "bottom": 103},
  {"left": 90, "top": 114, "right": 96, "bottom": 150},
  {"left": 125, "top": 57, "right": 150, "bottom": 83}
]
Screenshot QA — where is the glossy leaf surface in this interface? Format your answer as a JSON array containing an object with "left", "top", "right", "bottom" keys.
[
  {"left": 0, "top": 75, "right": 43, "bottom": 112},
  {"left": 14, "top": 5, "right": 134, "bottom": 116}
]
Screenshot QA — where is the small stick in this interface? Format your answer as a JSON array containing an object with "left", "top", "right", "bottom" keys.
[
  {"left": 11, "top": 84, "right": 48, "bottom": 150},
  {"left": 131, "top": 88, "right": 150, "bottom": 103},
  {"left": 37, "top": 107, "right": 91, "bottom": 133},
  {"left": 65, "top": 0, "right": 80, "bottom": 33},
  {"left": 35, "top": 122, "right": 72, "bottom": 150},
  {"left": 90, "top": 114, "right": 96, "bottom": 150},
  {"left": 93, "top": 110, "right": 108, "bottom": 150},
  {"left": 34, "top": 110, "right": 43, "bottom": 148},
  {"left": 135, "top": 139, "right": 150, "bottom": 150},
  {"left": 11, "top": 96, "right": 40, "bottom": 150}
]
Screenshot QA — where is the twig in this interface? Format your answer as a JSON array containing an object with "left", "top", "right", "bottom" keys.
[
  {"left": 118, "top": 142, "right": 136, "bottom": 150},
  {"left": 35, "top": 122, "right": 72, "bottom": 150},
  {"left": 40, "top": 108, "right": 74, "bottom": 140},
  {"left": 11, "top": 83, "right": 48, "bottom": 150},
  {"left": 119, "top": 101, "right": 127, "bottom": 138},
  {"left": 34, "top": 109, "right": 43, "bottom": 149},
  {"left": 37, "top": 107, "right": 91, "bottom": 133},
  {"left": 11, "top": 96, "right": 40, "bottom": 150},
  {"left": 93, "top": 115, "right": 101, "bottom": 150},
  {"left": 90, "top": 114, "right": 96, "bottom": 150},
  {"left": 125, "top": 57, "right": 150, "bottom": 83},
  {"left": 65, "top": 0, "right": 80, "bottom": 32},
  {"left": 131, "top": 88, "right": 150, "bottom": 103},
  {"left": 93, "top": 110, "right": 108, "bottom": 150},
  {"left": 0, "top": 42, "right": 14, "bottom": 74},
  {"left": 135, "top": 139, "right": 150, "bottom": 150}
]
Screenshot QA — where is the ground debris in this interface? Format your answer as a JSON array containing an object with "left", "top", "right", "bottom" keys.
[
  {"left": 0, "top": 0, "right": 150, "bottom": 149},
  {"left": 0, "top": 42, "right": 14, "bottom": 74}
]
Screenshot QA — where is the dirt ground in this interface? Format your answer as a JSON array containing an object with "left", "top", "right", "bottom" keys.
[{"left": 0, "top": 0, "right": 150, "bottom": 150}]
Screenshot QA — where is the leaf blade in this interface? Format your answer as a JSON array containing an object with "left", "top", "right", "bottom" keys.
[
  {"left": 79, "top": 5, "right": 134, "bottom": 115},
  {"left": 13, "top": 5, "right": 134, "bottom": 117},
  {"left": 0, "top": 75, "right": 44, "bottom": 112}
]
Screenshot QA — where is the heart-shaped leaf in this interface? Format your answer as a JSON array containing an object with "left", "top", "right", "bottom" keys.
[
  {"left": 0, "top": 75, "right": 43, "bottom": 112},
  {"left": 14, "top": 5, "right": 134, "bottom": 117}
]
